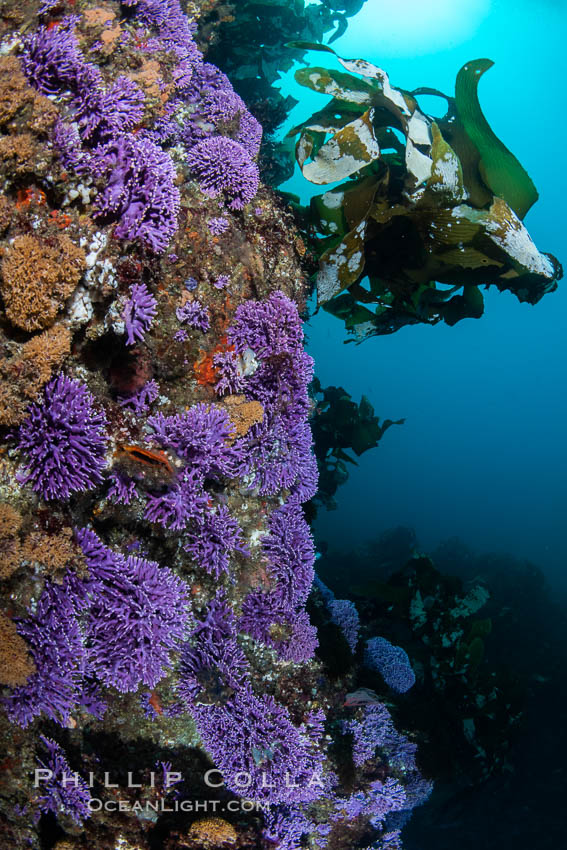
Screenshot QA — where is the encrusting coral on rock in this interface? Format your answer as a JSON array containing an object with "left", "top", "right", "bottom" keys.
[
  {"left": 0, "top": 612, "right": 36, "bottom": 688},
  {"left": 1, "top": 233, "right": 86, "bottom": 331},
  {"left": 0, "top": 2, "right": 431, "bottom": 849}
]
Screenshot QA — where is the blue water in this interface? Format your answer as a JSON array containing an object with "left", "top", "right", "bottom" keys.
[{"left": 277, "top": 0, "right": 567, "bottom": 591}]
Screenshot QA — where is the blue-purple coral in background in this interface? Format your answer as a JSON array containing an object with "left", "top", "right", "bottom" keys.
[
  {"left": 123, "top": 283, "right": 158, "bottom": 345},
  {"left": 17, "top": 374, "right": 107, "bottom": 501},
  {"left": 365, "top": 637, "right": 416, "bottom": 693}
]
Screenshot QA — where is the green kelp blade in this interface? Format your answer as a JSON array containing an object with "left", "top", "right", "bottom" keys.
[
  {"left": 322, "top": 291, "right": 373, "bottom": 323},
  {"left": 342, "top": 174, "right": 384, "bottom": 231},
  {"left": 287, "top": 99, "right": 365, "bottom": 138},
  {"left": 310, "top": 188, "right": 348, "bottom": 238},
  {"left": 455, "top": 59, "right": 539, "bottom": 219},
  {"left": 301, "top": 108, "right": 381, "bottom": 185},
  {"left": 317, "top": 218, "right": 368, "bottom": 303},
  {"left": 419, "top": 123, "right": 465, "bottom": 204},
  {"left": 287, "top": 40, "right": 412, "bottom": 115},
  {"left": 294, "top": 66, "right": 376, "bottom": 105},
  {"left": 437, "top": 285, "right": 485, "bottom": 326}
]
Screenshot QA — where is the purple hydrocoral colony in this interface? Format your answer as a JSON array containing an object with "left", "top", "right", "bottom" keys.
[
  {"left": 77, "top": 527, "right": 191, "bottom": 691},
  {"left": 315, "top": 579, "right": 360, "bottom": 653},
  {"left": 187, "top": 136, "right": 260, "bottom": 210},
  {"left": 36, "top": 736, "right": 91, "bottom": 825},
  {"left": 147, "top": 403, "right": 239, "bottom": 479},
  {"left": 22, "top": 19, "right": 179, "bottom": 251},
  {"left": 22, "top": 19, "right": 144, "bottom": 144},
  {"left": 239, "top": 497, "right": 318, "bottom": 662},
  {"left": 207, "top": 216, "right": 229, "bottom": 235},
  {"left": 78, "top": 75, "right": 145, "bottom": 142},
  {"left": 2, "top": 573, "right": 88, "bottom": 727},
  {"left": 262, "top": 805, "right": 315, "bottom": 850},
  {"left": 118, "top": 379, "right": 160, "bottom": 414},
  {"left": 332, "top": 777, "right": 407, "bottom": 827},
  {"left": 328, "top": 598, "right": 360, "bottom": 653},
  {"left": 123, "top": 283, "right": 158, "bottom": 346},
  {"left": 144, "top": 469, "right": 208, "bottom": 531},
  {"left": 17, "top": 374, "right": 107, "bottom": 501},
  {"left": 20, "top": 16, "right": 91, "bottom": 98},
  {"left": 365, "top": 637, "right": 416, "bottom": 693},
  {"left": 4, "top": 528, "right": 191, "bottom": 721},
  {"left": 178, "top": 593, "right": 329, "bottom": 804},
  {"left": 222, "top": 291, "right": 318, "bottom": 499},
  {"left": 343, "top": 703, "right": 399, "bottom": 768},
  {"left": 122, "top": 0, "right": 200, "bottom": 59},
  {"left": 107, "top": 470, "right": 137, "bottom": 505},
  {"left": 213, "top": 349, "right": 246, "bottom": 396},
  {"left": 94, "top": 136, "right": 180, "bottom": 252},
  {"left": 184, "top": 506, "right": 249, "bottom": 579},
  {"left": 176, "top": 299, "right": 210, "bottom": 332}
]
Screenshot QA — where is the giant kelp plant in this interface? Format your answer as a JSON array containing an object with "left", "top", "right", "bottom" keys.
[
  {"left": 0, "top": 2, "right": 430, "bottom": 849},
  {"left": 310, "top": 378, "right": 404, "bottom": 511},
  {"left": 288, "top": 43, "right": 562, "bottom": 339},
  {"left": 205, "top": 0, "right": 369, "bottom": 185}
]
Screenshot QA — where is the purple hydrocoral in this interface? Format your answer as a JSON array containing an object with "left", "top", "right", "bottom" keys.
[
  {"left": 213, "top": 274, "right": 230, "bottom": 290},
  {"left": 107, "top": 470, "right": 137, "bottom": 505},
  {"left": 207, "top": 216, "right": 229, "bottom": 235},
  {"left": 227, "top": 290, "right": 306, "bottom": 359},
  {"left": 343, "top": 702, "right": 423, "bottom": 782},
  {"left": 330, "top": 599, "right": 360, "bottom": 653},
  {"left": 327, "top": 598, "right": 360, "bottom": 653},
  {"left": 239, "top": 588, "right": 317, "bottom": 663},
  {"left": 123, "top": 283, "right": 158, "bottom": 346},
  {"left": 183, "top": 505, "right": 249, "bottom": 579},
  {"left": 2, "top": 574, "right": 88, "bottom": 727},
  {"left": 176, "top": 299, "right": 210, "bottom": 332},
  {"left": 77, "top": 527, "right": 191, "bottom": 692},
  {"left": 187, "top": 136, "right": 259, "bottom": 210},
  {"left": 36, "top": 736, "right": 91, "bottom": 825},
  {"left": 213, "top": 349, "right": 246, "bottom": 396},
  {"left": 17, "top": 374, "right": 107, "bottom": 501},
  {"left": 94, "top": 136, "right": 180, "bottom": 252},
  {"left": 262, "top": 497, "right": 316, "bottom": 609},
  {"left": 147, "top": 403, "right": 239, "bottom": 480},
  {"left": 144, "top": 469, "right": 208, "bottom": 531},
  {"left": 122, "top": 0, "right": 199, "bottom": 59},
  {"left": 224, "top": 292, "right": 318, "bottom": 500},
  {"left": 239, "top": 497, "right": 318, "bottom": 662},
  {"left": 22, "top": 19, "right": 144, "bottom": 145},
  {"left": 77, "top": 75, "right": 145, "bottom": 142},
  {"left": 20, "top": 16, "right": 91, "bottom": 98},
  {"left": 343, "top": 703, "right": 398, "bottom": 768},
  {"left": 118, "top": 379, "right": 160, "bottom": 414},
  {"left": 237, "top": 418, "right": 317, "bottom": 499},
  {"left": 332, "top": 777, "right": 406, "bottom": 828},
  {"left": 262, "top": 805, "right": 315, "bottom": 850},
  {"left": 178, "top": 593, "right": 328, "bottom": 804},
  {"left": 178, "top": 590, "right": 249, "bottom": 704},
  {"left": 365, "top": 637, "right": 416, "bottom": 693}
]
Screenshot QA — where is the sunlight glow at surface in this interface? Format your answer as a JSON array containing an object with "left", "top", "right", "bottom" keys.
[{"left": 342, "top": 0, "right": 491, "bottom": 56}]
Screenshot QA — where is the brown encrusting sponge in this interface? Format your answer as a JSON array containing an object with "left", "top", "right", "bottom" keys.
[
  {"left": 0, "top": 503, "right": 22, "bottom": 580},
  {"left": 0, "top": 324, "right": 71, "bottom": 425},
  {"left": 0, "top": 611, "right": 36, "bottom": 687},
  {"left": 0, "top": 233, "right": 86, "bottom": 331}
]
